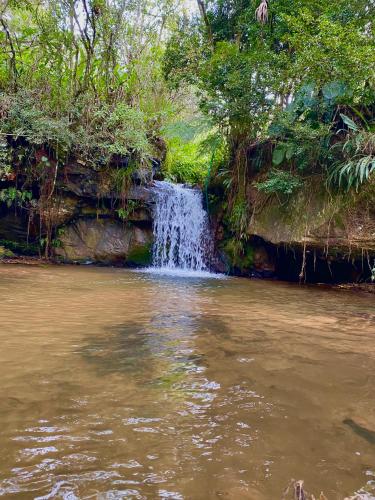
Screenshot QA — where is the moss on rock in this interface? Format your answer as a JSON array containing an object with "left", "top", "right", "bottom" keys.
[
  {"left": 0, "top": 245, "right": 15, "bottom": 258},
  {"left": 221, "top": 238, "right": 254, "bottom": 273},
  {"left": 126, "top": 243, "right": 152, "bottom": 267}
]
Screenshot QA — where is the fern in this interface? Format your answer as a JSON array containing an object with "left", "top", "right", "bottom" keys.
[{"left": 329, "top": 128, "right": 375, "bottom": 191}]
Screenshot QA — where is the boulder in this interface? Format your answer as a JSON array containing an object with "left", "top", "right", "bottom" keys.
[
  {"left": 54, "top": 218, "right": 153, "bottom": 265},
  {"left": 248, "top": 177, "right": 375, "bottom": 253},
  {"left": 59, "top": 163, "right": 155, "bottom": 202}
]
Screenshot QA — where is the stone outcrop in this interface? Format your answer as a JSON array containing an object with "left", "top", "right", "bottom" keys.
[
  {"left": 54, "top": 218, "right": 152, "bottom": 265},
  {"left": 0, "top": 160, "right": 157, "bottom": 266},
  {"left": 59, "top": 163, "right": 154, "bottom": 201},
  {"left": 212, "top": 176, "right": 375, "bottom": 282},
  {"left": 247, "top": 177, "right": 375, "bottom": 253},
  {"left": 50, "top": 165, "right": 156, "bottom": 265}
]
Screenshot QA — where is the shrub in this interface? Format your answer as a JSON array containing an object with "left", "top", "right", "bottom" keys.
[
  {"left": 329, "top": 116, "right": 375, "bottom": 191},
  {"left": 255, "top": 170, "right": 303, "bottom": 195}
]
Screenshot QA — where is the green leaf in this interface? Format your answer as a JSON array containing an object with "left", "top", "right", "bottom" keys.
[
  {"left": 272, "top": 146, "right": 286, "bottom": 166},
  {"left": 340, "top": 114, "right": 359, "bottom": 132},
  {"left": 322, "top": 81, "right": 346, "bottom": 101},
  {"left": 285, "top": 146, "right": 294, "bottom": 161}
]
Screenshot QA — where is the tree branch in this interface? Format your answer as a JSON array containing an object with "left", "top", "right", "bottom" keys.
[
  {"left": 0, "top": 15, "right": 18, "bottom": 90},
  {"left": 196, "top": 0, "right": 213, "bottom": 48}
]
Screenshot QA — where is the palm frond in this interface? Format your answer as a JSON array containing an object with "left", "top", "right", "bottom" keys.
[{"left": 255, "top": 0, "right": 268, "bottom": 24}]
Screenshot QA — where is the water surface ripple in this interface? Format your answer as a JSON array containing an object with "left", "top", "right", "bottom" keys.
[{"left": 0, "top": 266, "right": 374, "bottom": 499}]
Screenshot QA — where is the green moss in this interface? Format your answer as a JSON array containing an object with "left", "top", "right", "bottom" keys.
[
  {"left": 0, "top": 245, "right": 15, "bottom": 258},
  {"left": 126, "top": 243, "right": 152, "bottom": 267},
  {"left": 221, "top": 238, "right": 254, "bottom": 272},
  {"left": 0, "top": 239, "right": 39, "bottom": 256}
]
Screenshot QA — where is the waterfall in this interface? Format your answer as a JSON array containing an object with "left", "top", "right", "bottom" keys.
[{"left": 151, "top": 181, "right": 213, "bottom": 272}]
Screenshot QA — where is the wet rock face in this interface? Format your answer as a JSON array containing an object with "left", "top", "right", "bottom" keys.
[
  {"left": 59, "top": 164, "right": 154, "bottom": 202},
  {"left": 0, "top": 212, "right": 30, "bottom": 242},
  {"left": 248, "top": 178, "right": 375, "bottom": 252},
  {"left": 0, "top": 158, "right": 159, "bottom": 262},
  {"left": 54, "top": 218, "right": 153, "bottom": 266},
  {"left": 252, "top": 245, "right": 276, "bottom": 278}
]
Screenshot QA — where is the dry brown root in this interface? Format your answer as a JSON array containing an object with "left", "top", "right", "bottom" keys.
[
  {"left": 283, "top": 480, "right": 328, "bottom": 500},
  {"left": 294, "top": 481, "right": 306, "bottom": 500}
]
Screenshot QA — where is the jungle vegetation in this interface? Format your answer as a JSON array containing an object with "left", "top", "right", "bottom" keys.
[
  {"left": 0, "top": 0, "right": 183, "bottom": 169},
  {"left": 165, "top": 0, "right": 375, "bottom": 189},
  {"left": 164, "top": 0, "right": 375, "bottom": 259},
  {"left": 0, "top": 0, "right": 375, "bottom": 256}
]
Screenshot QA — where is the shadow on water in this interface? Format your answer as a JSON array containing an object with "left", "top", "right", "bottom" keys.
[
  {"left": 78, "top": 313, "right": 232, "bottom": 389},
  {"left": 78, "top": 317, "right": 205, "bottom": 381},
  {"left": 79, "top": 320, "right": 157, "bottom": 377},
  {"left": 344, "top": 418, "right": 375, "bottom": 445}
]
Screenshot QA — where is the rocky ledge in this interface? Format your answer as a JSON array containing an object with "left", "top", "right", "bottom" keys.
[
  {"left": 0, "top": 162, "right": 158, "bottom": 267},
  {"left": 212, "top": 176, "right": 375, "bottom": 283}
]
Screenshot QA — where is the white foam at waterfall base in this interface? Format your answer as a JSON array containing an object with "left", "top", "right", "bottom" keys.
[
  {"left": 142, "top": 267, "right": 224, "bottom": 279},
  {"left": 144, "top": 181, "right": 223, "bottom": 278}
]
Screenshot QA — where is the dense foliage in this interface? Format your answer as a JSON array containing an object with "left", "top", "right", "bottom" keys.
[
  {"left": 165, "top": 0, "right": 375, "bottom": 183},
  {"left": 163, "top": 0, "right": 375, "bottom": 258},
  {"left": 0, "top": 0, "right": 182, "bottom": 173},
  {"left": 1, "top": 0, "right": 375, "bottom": 264}
]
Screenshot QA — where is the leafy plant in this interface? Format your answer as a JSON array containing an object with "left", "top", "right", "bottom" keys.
[
  {"left": 228, "top": 197, "right": 249, "bottom": 240},
  {"left": 117, "top": 200, "right": 139, "bottom": 220},
  {"left": 330, "top": 155, "right": 375, "bottom": 191},
  {"left": 0, "top": 188, "right": 33, "bottom": 207},
  {"left": 0, "top": 141, "right": 12, "bottom": 179},
  {"left": 255, "top": 170, "right": 303, "bottom": 195},
  {"left": 0, "top": 239, "right": 39, "bottom": 256},
  {"left": 329, "top": 118, "right": 375, "bottom": 191},
  {"left": 111, "top": 166, "right": 136, "bottom": 195}
]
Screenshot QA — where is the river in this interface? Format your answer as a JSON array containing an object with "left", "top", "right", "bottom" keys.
[{"left": 0, "top": 265, "right": 374, "bottom": 498}]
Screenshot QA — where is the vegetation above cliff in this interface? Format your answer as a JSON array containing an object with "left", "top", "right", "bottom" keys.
[
  {"left": 1, "top": 0, "right": 186, "bottom": 168},
  {"left": 167, "top": 3, "right": 374, "bottom": 172},
  {"left": 163, "top": 0, "right": 375, "bottom": 267},
  {"left": 1, "top": 0, "right": 375, "bottom": 270}
]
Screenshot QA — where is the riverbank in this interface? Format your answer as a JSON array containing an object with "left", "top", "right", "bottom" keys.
[
  {"left": 1, "top": 256, "right": 374, "bottom": 295},
  {"left": 334, "top": 283, "right": 375, "bottom": 294},
  {"left": 0, "top": 256, "right": 53, "bottom": 266}
]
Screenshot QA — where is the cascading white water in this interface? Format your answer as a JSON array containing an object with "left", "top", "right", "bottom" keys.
[{"left": 151, "top": 181, "right": 213, "bottom": 272}]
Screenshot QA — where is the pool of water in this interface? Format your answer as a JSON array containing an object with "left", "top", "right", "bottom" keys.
[{"left": 0, "top": 265, "right": 374, "bottom": 499}]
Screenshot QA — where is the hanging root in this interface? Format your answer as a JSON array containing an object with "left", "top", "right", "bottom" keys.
[{"left": 299, "top": 241, "right": 307, "bottom": 283}]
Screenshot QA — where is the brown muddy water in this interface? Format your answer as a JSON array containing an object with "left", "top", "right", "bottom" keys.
[{"left": 0, "top": 265, "right": 374, "bottom": 499}]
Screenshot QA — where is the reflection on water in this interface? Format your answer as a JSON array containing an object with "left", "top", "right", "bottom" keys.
[{"left": 0, "top": 265, "right": 374, "bottom": 498}]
